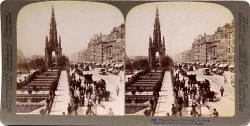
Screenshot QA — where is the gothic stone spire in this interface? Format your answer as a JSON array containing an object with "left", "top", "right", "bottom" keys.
[
  {"left": 162, "top": 36, "right": 166, "bottom": 55},
  {"left": 153, "top": 6, "right": 161, "bottom": 50},
  {"left": 49, "top": 5, "right": 58, "bottom": 47},
  {"left": 45, "top": 35, "right": 48, "bottom": 47},
  {"left": 149, "top": 36, "right": 153, "bottom": 47},
  {"left": 162, "top": 36, "right": 165, "bottom": 49},
  {"left": 59, "top": 35, "right": 62, "bottom": 47}
]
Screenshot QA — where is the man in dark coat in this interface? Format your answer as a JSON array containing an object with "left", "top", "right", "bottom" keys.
[
  {"left": 220, "top": 86, "right": 224, "bottom": 96},
  {"left": 67, "top": 103, "right": 72, "bottom": 115},
  {"left": 171, "top": 104, "right": 177, "bottom": 116}
]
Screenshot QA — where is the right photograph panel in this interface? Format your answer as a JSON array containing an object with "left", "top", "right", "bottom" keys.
[{"left": 125, "top": 2, "right": 235, "bottom": 117}]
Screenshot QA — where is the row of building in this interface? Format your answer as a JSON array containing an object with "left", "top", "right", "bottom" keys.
[
  {"left": 175, "top": 20, "right": 235, "bottom": 66},
  {"left": 85, "top": 24, "right": 125, "bottom": 64}
]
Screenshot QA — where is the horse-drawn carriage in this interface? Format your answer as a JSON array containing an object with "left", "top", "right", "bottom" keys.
[
  {"left": 93, "top": 79, "right": 111, "bottom": 101},
  {"left": 187, "top": 74, "right": 197, "bottom": 84},
  {"left": 187, "top": 74, "right": 216, "bottom": 101},
  {"left": 197, "top": 80, "right": 216, "bottom": 101},
  {"left": 83, "top": 74, "right": 93, "bottom": 84}
]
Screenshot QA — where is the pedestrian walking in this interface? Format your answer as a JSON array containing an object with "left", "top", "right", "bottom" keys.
[
  {"left": 67, "top": 103, "right": 72, "bottom": 115},
  {"left": 166, "top": 113, "right": 170, "bottom": 116},
  {"left": 93, "top": 96, "right": 97, "bottom": 104},
  {"left": 171, "top": 104, "right": 177, "bottom": 116},
  {"left": 120, "top": 76, "right": 122, "bottom": 83},
  {"left": 116, "top": 86, "right": 119, "bottom": 96},
  {"left": 81, "top": 96, "right": 85, "bottom": 106},
  {"left": 86, "top": 102, "right": 93, "bottom": 115},
  {"left": 213, "top": 108, "right": 219, "bottom": 117},
  {"left": 98, "top": 95, "right": 101, "bottom": 104},
  {"left": 220, "top": 86, "right": 224, "bottom": 96},
  {"left": 108, "top": 108, "right": 114, "bottom": 116},
  {"left": 224, "top": 76, "right": 227, "bottom": 84},
  {"left": 74, "top": 104, "right": 78, "bottom": 115},
  {"left": 190, "top": 106, "right": 198, "bottom": 117},
  {"left": 197, "top": 103, "right": 202, "bottom": 116},
  {"left": 177, "top": 97, "right": 183, "bottom": 116}
]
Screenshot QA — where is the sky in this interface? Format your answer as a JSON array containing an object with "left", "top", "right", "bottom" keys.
[
  {"left": 126, "top": 2, "right": 234, "bottom": 57},
  {"left": 17, "top": 1, "right": 124, "bottom": 57}
]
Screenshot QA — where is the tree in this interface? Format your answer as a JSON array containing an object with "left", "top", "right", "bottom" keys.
[
  {"left": 125, "top": 57, "right": 133, "bottom": 71},
  {"left": 132, "top": 58, "right": 149, "bottom": 70},
  {"left": 160, "top": 55, "right": 173, "bottom": 68},
  {"left": 58, "top": 56, "right": 69, "bottom": 66},
  {"left": 29, "top": 58, "right": 45, "bottom": 69},
  {"left": 35, "top": 58, "right": 45, "bottom": 68}
]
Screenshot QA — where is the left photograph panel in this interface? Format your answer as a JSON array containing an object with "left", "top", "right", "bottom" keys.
[{"left": 16, "top": 1, "right": 125, "bottom": 115}]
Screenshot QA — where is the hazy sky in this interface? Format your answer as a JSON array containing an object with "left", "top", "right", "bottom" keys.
[
  {"left": 17, "top": 1, "right": 124, "bottom": 57},
  {"left": 126, "top": 2, "right": 234, "bottom": 57}
]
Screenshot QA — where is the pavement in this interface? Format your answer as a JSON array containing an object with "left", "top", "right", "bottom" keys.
[
  {"left": 50, "top": 71, "right": 71, "bottom": 115},
  {"left": 154, "top": 71, "right": 175, "bottom": 116}
]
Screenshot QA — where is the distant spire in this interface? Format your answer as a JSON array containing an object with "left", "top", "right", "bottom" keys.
[
  {"left": 59, "top": 35, "right": 61, "bottom": 45},
  {"left": 49, "top": 5, "right": 58, "bottom": 46},
  {"left": 52, "top": 5, "right": 55, "bottom": 17},
  {"left": 156, "top": 6, "right": 159, "bottom": 17},
  {"left": 149, "top": 36, "right": 153, "bottom": 47},
  {"left": 153, "top": 6, "right": 161, "bottom": 50},
  {"left": 162, "top": 36, "right": 165, "bottom": 49},
  {"left": 45, "top": 35, "right": 48, "bottom": 47}
]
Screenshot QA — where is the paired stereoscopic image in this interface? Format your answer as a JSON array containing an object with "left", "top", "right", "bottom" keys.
[
  {"left": 16, "top": 1, "right": 124, "bottom": 115},
  {"left": 16, "top": 1, "right": 235, "bottom": 117},
  {"left": 125, "top": 3, "right": 235, "bottom": 117}
]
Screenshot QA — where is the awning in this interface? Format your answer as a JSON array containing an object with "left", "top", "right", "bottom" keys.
[
  {"left": 114, "top": 64, "right": 124, "bottom": 68},
  {"left": 218, "top": 64, "right": 229, "bottom": 68},
  {"left": 119, "top": 64, "right": 124, "bottom": 67},
  {"left": 215, "top": 63, "right": 220, "bottom": 66},
  {"left": 211, "top": 63, "right": 216, "bottom": 66}
]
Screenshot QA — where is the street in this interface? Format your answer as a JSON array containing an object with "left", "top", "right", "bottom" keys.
[
  {"left": 79, "top": 68, "right": 124, "bottom": 115},
  {"left": 188, "top": 68, "right": 235, "bottom": 116}
]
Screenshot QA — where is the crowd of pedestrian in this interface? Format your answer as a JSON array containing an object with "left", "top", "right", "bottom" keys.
[
  {"left": 65, "top": 65, "right": 112, "bottom": 116},
  {"left": 171, "top": 66, "right": 220, "bottom": 117}
]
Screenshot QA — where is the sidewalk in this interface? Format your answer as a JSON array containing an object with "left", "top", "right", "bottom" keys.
[
  {"left": 154, "top": 71, "right": 175, "bottom": 116},
  {"left": 50, "top": 71, "right": 71, "bottom": 115}
]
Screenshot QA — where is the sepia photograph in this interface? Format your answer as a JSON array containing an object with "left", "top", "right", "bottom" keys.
[
  {"left": 125, "top": 2, "right": 235, "bottom": 117},
  {"left": 1, "top": 0, "right": 250, "bottom": 125},
  {"left": 16, "top": 1, "right": 125, "bottom": 116}
]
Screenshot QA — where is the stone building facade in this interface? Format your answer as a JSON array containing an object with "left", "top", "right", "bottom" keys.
[
  {"left": 176, "top": 20, "right": 235, "bottom": 66},
  {"left": 86, "top": 24, "right": 125, "bottom": 64}
]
